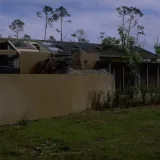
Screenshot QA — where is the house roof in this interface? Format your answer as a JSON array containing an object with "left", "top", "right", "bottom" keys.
[
  {"left": 0, "top": 38, "right": 51, "bottom": 53},
  {"left": 40, "top": 40, "right": 157, "bottom": 60},
  {"left": 0, "top": 38, "right": 156, "bottom": 60}
]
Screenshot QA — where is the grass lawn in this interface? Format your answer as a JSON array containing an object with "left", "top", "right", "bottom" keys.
[{"left": 0, "top": 107, "right": 160, "bottom": 160}]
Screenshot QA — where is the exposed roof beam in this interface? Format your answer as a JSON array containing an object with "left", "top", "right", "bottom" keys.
[{"left": 7, "top": 40, "right": 21, "bottom": 54}]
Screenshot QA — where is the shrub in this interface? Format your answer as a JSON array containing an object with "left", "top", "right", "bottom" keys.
[
  {"left": 89, "top": 84, "right": 160, "bottom": 111},
  {"left": 17, "top": 110, "right": 30, "bottom": 126},
  {"left": 140, "top": 85, "right": 148, "bottom": 105},
  {"left": 121, "top": 86, "right": 135, "bottom": 108},
  {"left": 113, "top": 89, "right": 121, "bottom": 108},
  {"left": 104, "top": 90, "right": 113, "bottom": 109},
  {"left": 89, "top": 89, "right": 105, "bottom": 111},
  {"left": 148, "top": 85, "right": 157, "bottom": 104},
  {"left": 17, "top": 115, "right": 29, "bottom": 125},
  {"left": 155, "top": 86, "right": 160, "bottom": 104}
]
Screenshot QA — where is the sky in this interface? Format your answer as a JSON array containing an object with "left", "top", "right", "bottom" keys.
[{"left": 0, "top": 0, "right": 160, "bottom": 53}]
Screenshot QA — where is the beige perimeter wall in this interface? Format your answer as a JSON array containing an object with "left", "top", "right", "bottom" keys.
[{"left": 0, "top": 74, "right": 113, "bottom": 126}]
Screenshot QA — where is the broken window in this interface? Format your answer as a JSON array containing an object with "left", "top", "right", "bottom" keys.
[
  {"left": 9, "top": 40, "right": 37, "bottom": 50},
  {"left": 41, "top": 42, "right": 64, "bottom": 53}
]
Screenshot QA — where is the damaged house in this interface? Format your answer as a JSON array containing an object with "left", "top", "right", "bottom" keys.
[{"left": 0, "top": 38, "right": 159, "bottom": 90}]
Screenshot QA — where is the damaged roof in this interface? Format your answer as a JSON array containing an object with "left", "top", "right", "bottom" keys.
[
  {"left": 40, "top": 40, "right": 157, "bottom": 60},
  {"left": 0, "top": 38, "right": 157, "bottom": 60}
]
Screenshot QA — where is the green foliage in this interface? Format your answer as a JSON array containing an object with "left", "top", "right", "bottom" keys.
[
  {"left": 17, "top": 111, "right": 29, "bottom": 126},
  {"left": 99, "top": 32, "right": 105, "bottom": 42},
  {"left": 116, "top": 6, "right": 143, "bottom": 17},
  {"left": 102, "top": 37, "right": 120, "bottom": 49},
  {"left": 121, "top": 49, "right": 142, "bottom": 77},
  {"left": 121, "top": 86, "right": 139, "bottom": 107},
  {"left": 116, "top": 6, "right": 144, "bottom": 47},
  {"left": 104, "top": 90, "right": 113, "bottom": 108},
  {"left": 101, "top": 6, "right": 144, "bottom": 87},
  {"left": 9, "top": 19, "right": 25, "bottom": 38},
  {"left": 71, "top": 29, "right": 89, "bottom": 43},
  {"left": 37, "top": 5, "right": 59, "bottom": 40},
  {"left": 89, "top": 89, "right": 104, "bottom": 111},
  {"left": 55, "top": 6, "right": 71, "bottom": 41},
  {"left": 23, "top": 34, "right": 31, "bottom": 40},
  {"left": 89, "top": 85, "right": 160, "bottom": 110},
  {"left": 48, "top": 35, "right": 56, "bottom": 41},
  {"left": 55, "top": 6, "right": 71, "bottom": 19},
  {"left": 154, "top": 44, "right": 160, "bottom": 55},
  {"left": 113, "top": 89, "right": 122, "bottom": 108},
  {"left": 137, "top": 25, "right": 145, "bottom": 36},
  {"left": 140, "top": 85, "right": 148, "bottom": 105}
]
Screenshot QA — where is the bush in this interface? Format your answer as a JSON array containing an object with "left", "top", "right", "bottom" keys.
[
  {"left": 17, "top": 110, "right": 30, "bottom": 126},
  {"left": 104, "top": 90, "right": 113, "bottom": 109},
  {"left": 121, "top": 86, "right": 138, "bottom": 108},
  {"left": 155, "top": 86, "right": 160, "bottom": 104},
  {"left": 17, "top": 115, "right": 29, "bottom": 125},
  {"left": 89, "top": 84, "right": 160, "bottom": 111},
  {"left": 140, "top": 85, "right": 148, "bottom": 105},
  {"left": 113, "top": 89, "right": 121, "bottom": 108},
  {"left": 148, "top": 85, "right": 157, "bottom": 104},
  {"left": 89, "top": 89, "right": 105, "bottom": 111}
]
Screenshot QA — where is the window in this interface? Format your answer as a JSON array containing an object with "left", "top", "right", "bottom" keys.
[
  {"left": 32, "top": 44, "right": 40, "bottom": 50},
  {"left": 41, "top": 42, "right": 64, "bottom": 53},
  {"left": 41, "top": 42, "right": 52, "bottom": 46},
  {"left": 9, "top": 40, "right": 37, "bottom": 50}
]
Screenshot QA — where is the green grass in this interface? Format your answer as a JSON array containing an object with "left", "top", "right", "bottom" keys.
[{"left": 0, "top": 107, "right": 160, "bottom": 160}]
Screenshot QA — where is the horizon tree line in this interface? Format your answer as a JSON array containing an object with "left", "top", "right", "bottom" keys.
[{"left": 0, "top": 4, "right": 158, "bottom": 54}]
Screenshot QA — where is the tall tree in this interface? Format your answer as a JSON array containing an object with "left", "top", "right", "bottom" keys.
[
  {"left": 116, "top": 6, "right": 144, "bottom": 48},
  {"left": 23, "top": 34, "right": 31, "bottom": 40},
  {"left": 71, "top": 29, "right": 89, "bottom": 43},
  {"left": 102, "top": 37, "right": 120, "bottom": 50},
  {"left": 56, "top": 28, "right": 67, "bottom": 41},
  {"left": 55, "top": 6, "right": 71, "bottom": 41},
  {"left": 48, "top": 35, "right": 56, "bottom": 41},
  {"left": 102, "top": 6, "right": 144, "bottom": 86},
  {"left": 99, "top": 32, "right": 105, "bottom": 42},
  {"left": 155, "top": 37, "right": 160, "bottom": 55},
  {"left": 37, "top": 5, "right": 58, "bottom": 40},
  {"left": 9, "top": 19, "right": 25, "bottom": 38},
  {"left": 116, "top": 6, "right": 144, "bottom": 84},
  {"left": 136, "top": 25, "right": 145, "bottom": 46}
]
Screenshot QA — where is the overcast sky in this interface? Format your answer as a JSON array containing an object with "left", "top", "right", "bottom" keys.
[{"left": 0, "top": 0, "right": 159, "bottom": 53}]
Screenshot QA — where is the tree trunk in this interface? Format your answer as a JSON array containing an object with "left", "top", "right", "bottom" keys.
[
  {"left": 136, "top": 33, "right": 139, "bottom": 46},
  {"left": 16, "top": 31, "right": 18, "bottom": 39},
  {"left": 61, "top": 17, "right": 63, "bottom": 42},
  {"left": 122, "top": 12, "right": 125, "bottom": 47},
  {"left": 44, "top": 14, "right": 48, "bottom": 40},
  {"left": 127, "top": 20, "right": 132, "bottom": 47}
]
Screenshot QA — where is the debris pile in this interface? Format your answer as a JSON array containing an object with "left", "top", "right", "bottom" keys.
[
  {"left": 31, "top": 56, "right": 71, "bottom": 74},
  {"left": 67, "top": 68, "right": 109, "bottom": 75},
  {"left": 31, "top": 49, "right": 109, "bottom": 74}
]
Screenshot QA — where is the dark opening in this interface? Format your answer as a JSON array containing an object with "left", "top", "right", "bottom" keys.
[
  {"left": 0, "top": 43, "right": 8, "bottom": 50},
  {"left": 33, "top": 44, "right": 40, "bottom": 50},
  {"left": 0, "top": 55, "right": 9, "bottom": 66}
]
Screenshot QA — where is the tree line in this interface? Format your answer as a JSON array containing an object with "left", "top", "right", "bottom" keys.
[
  {"left": 1, "top": 4, "right": 160, "bottom": 55},
  {"left": 0, "top": 5, "right": 146, "bottom": 46},
  {"left": 4, "top": 5, "right": 89, "bottom": 43}
]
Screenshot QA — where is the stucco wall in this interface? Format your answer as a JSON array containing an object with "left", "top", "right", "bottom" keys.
[
  {"left": 0, "top": 74, "right": 113, "bottom": 126},
  {"left": 20, "top": 52, "right": 51, "bottom": 74},
  {"left": 81, "top": 51, "right": 100, "bottom": 69},
  {"left": 20, "top": 51, "right": 100, "bottom": 73}
]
